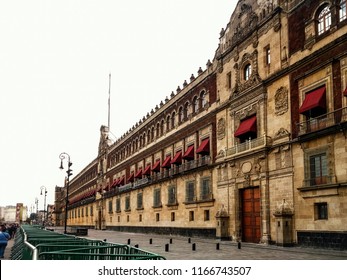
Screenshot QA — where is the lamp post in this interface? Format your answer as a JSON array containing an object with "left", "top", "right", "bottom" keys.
[
  {"left": 40, "top": 186, "right": 47, "bottom": 227},
  {"left": 59, "top": 152, "right": 73, "bottom": 234},
  {"left": 35, "top": 197, "right": 39, "bottom": 216}
]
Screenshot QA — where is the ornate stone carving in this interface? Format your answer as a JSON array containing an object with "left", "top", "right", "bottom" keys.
[
  {"left": 217, "top": 118, "right": 226, "bottom": 140},
  {"left": 275, "top": 86, "right": 288, "bottom": 115}
]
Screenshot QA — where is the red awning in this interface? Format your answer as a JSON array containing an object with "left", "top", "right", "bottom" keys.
[
  {"left": 127, "top": 173, "right": 134, "bottom": 183},
  {"left": 119, "top": 176, "right": 125, "bottom": 186},
  {"left": 234, "top": 116, "right": 257, "bottom": 137},
  {"left": 161, "top": 155, "right": 171, "bottom": 168},
  {"left": 143, "top": 165, "right": 151, "bottom": 176},
  {"left": 171, "top": 151, "right": 182, "bottom": 165},
  {"left": 111, "top": 179, "right": 119, "bottom": 188},
  {"left": 196, "top": 138, "right": 210, "bottom": 155},
  {"left": 182, "top": 145, "right": 194, "bottom": 160},
  {"left": 299, "top": 86, "right": 326, "bottom": 114},
  {"left": 344, "top": 86, "right": 347, "bottom": 96},
  {"left": 151, "top": 160, "right": 161, "bottom": 172},
  {"left": 135, "top": 169, "right": 143, "bottom": 179}
]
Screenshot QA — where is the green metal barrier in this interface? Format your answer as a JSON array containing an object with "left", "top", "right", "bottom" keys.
[{"left": 11, "top": 225, "right": 165, "bottom": 260}]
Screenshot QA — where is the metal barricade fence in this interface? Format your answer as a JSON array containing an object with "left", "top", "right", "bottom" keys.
[{"left": 11, "top": 225, "right": 165, "bottom": 260}]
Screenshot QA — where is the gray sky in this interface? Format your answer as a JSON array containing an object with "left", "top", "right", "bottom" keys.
[{"left": 0, "top": 0, "right": 236, "bottom": 211}]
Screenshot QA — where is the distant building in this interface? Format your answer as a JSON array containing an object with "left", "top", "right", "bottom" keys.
[
  {"left": 0, "top": 204, "right": 27, "bottom": 223},
  {"left": 54, "top": 0, "right": 347, "bottom": 249}
]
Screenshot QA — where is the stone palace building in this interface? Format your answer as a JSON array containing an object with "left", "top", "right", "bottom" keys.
[{"left": 53, "top": 0, "right": 347, "bottom": 249}]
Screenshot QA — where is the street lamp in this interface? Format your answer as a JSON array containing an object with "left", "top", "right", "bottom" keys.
[
  {"left": 59, "top": 152, "right": 73, "bottom": 234},
  {"left": 40, "top": 186, "right": 47, "bottom": 227}
]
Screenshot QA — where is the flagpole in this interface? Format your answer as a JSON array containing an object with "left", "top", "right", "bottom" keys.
[{"left": 108, "top": 73, "right": 111, "bottom": 130}]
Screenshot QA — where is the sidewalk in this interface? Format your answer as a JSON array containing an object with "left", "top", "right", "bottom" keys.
[
  {"left": 3, "top": 228, "right": 347, "bottom": 260},
  {"left": 84, "top": 229, "right": 347, "bottom": 260}
]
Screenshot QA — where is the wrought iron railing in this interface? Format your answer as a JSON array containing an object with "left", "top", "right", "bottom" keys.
[
  {"left": 226, "top": 135, "right": 271, "bottom": 156},
  {"left": 297, "top": 107, "right": 347, "bottom": 135}
]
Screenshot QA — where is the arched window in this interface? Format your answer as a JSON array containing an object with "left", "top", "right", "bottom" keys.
[
  {"left": 147, "top": 129, "right": 151, "bottom": 143},
  {"left": 171, "top": 111, "right": 176, "bottom": 128},
  {"left": 193, "top": 96, "right": 199, "bottom": 113},
  {"left": 166, "top": 115, "right": 170, "bottom": 131},
  {"left": 156, "top": 123, "right": 160, "bottom": 138},
  {"left": 340, "top": 0, "right": 347, "bottom": 21},
  {"left": 200, "top": 90, "right": 207, "bottom": 108},
  {"left": 244, "top": 63, "right": 252, "bottom": 81},
  {"left": 142, "top": 132, "right": 146, "bottom": 146},
  {"left": 178, "top": 107, "right": 183, "bottom": 123},
  {"left": 139, "top": 135, "right": 143, "bottom": 148},
  {"left": 184, "top": 102, "right": 189, "bottom": 120},
  {"left": 317, "top": 5, "right": 331, "bottom": 35},
  {"left": 151, "top": 126, "right": 155, "bottom": 141},
  {"left": 160, "top": 119, "right": 164, "bottom": 136}
]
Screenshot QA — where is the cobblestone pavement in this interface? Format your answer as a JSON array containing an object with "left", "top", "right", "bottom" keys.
[{"left": 4, "top": 228, "right": 347, "bottom": 260}]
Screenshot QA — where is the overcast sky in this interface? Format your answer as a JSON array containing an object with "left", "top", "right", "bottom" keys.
[{"left": 0, "top": 0, "right": 237, "bottom": 212}]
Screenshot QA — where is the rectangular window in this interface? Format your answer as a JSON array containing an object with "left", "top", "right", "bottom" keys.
[
  {"left": 168, "top": 185, "right": 177, "bottom": 205},
  {"left": 315, "top": 202, "right": 328, "bottom": 220},
  {"left": 90, "top": 206, "right": 93, "bottom": 216},
  {"left": 227, "top": 72, "right": 232, "bottom": 89},
  {"left": 310, "top": 153, "right": 328, "bottom": 185},
  {"left": 186, "top": 181, "right": 195, "bottom": 202},
  {"left": 108, "top": 200, "right": 113, "bottom": 213},
  {"left": 189, "top": 210, "right": 195, "bottom": 221},
  {"left": 171, "top": 212, "right": 175, "bottom": 222},
  {"left": 156, "top": 213, "right": 160, "bottom": 222},
  {"left": 78, "top": 209, "right": 80, "bottom": 218},
  {"left": 200, "top": 178, "right": 211, "bottom": 200},
  {"left": 125, "top": 196, "right": 131, "bottom": 211},
  {"left": 85, "top": 206, "right": 88, "bottom": 217},
  {"left": 116, "top": 198, "right": 121, "bottom": 212},
  {"left": 204, "top": 210, "right": 210, "bottom": 221},
  {"left": 265, "top": 46, "right": 271, "bottom": 65},
  {"left": 153, "top": 188, "right": 162, "bottom": 207},
  {"left": 137, "top": 193, "right": 143, "bottom": 209},
  {"left": 81, "top": 208, "right": 84, "bottom": 217},
  {"left": 139, "top": 214, "right": 142, "bottom": 222}
]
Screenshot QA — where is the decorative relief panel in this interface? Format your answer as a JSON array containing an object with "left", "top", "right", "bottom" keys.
[
  {"left": 217, "top": 118, "right": 226, "bottom": 140},
  {"left": 274, "top": 86, "right": 289, "bottom": 115}
]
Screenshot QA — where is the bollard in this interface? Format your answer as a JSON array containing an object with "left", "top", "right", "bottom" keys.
[
  {"left": 192, "top": 243, "right": 196, "bottom": 251},
  {"left": 135, "top": 244, "right": 139, "bottom": 248},
  {"left": 103, "top": 239, "right": 107, "bottom": 242},
  {"left": 149, "top": 238, "right": 152, "bottom": 244},
  {"left": 238, "top": 241, "right": 241, "bottom": 249},
  {"left": 188, "top": 238, "right": 191, "bottom": 243},
  {"left": 127, "top": 239, "right": 131, "bottom": 245},
  {"left": 216, "top": 243, "right": 220, "bottom": 250},
  {"left": 165, "top": 243, "right": 169, "bottom": 252},
  {"left": 170, "top": 238, "right": 173, "bottom": 244}
]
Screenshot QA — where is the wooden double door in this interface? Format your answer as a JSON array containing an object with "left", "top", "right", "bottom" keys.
[{"left": 241, "top": 187, "right": 261, "bottom": 243}]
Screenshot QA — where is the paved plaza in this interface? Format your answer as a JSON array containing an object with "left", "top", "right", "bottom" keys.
[{"left": 4, "top": 228, "right": 347, "bottom": 260}]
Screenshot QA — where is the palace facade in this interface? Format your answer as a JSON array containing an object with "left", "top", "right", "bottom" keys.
[{"left": 54, "top": 0, "right": 347, "bottom": 249}]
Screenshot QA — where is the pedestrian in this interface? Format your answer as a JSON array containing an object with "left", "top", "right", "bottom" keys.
[{"left": 0, "top": 224, "right": 11, "bottom": 258}]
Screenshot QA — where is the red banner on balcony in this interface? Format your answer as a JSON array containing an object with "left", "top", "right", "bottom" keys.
[{"left": 344, "top": 86, "right": 347, "bottom": 96}]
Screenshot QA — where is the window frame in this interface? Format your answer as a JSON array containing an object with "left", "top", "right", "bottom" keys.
[
  {"left": 244, "top": 63, "right": 252, "bottom": 81},
  {"left": 340, "top": 0, "right": 347, "bottom": 22},
  {"left": 317, "top": 5, "right": 332, "bottom": 35}
]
